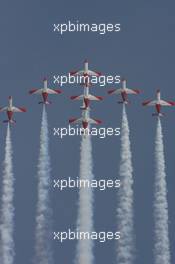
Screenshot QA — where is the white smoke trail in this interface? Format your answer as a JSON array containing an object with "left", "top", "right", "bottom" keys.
[
  {"left": 116, "top": 105, "right": 135, "bottom": 264},
  {"left": 153, "top": 118, "right": 171, "bottom": 264},
  {"left": 0, "top": 124, "right": 15, "bottom": 264},
  {"left": 34, "top": 106, "right": 53, "bottom": 264},
  {"left": 75, "top": 134, "right": 94, "bottom": 264}
]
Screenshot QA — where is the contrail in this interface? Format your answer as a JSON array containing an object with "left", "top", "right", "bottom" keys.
[
  {"left": 75, "top": 134, "right": 94, "bottom": 264},
  {"left": 153, "top": 118, "right": 171, "bottom": 264},
  {"left": 0, "top": 124, "right": 15, "bottom": 264},
  {"left": 34, "top": 106, "right": 53, "bottom": 264},
  {"left": 116, "top": 105, "right": 135, "bottom": 264}
]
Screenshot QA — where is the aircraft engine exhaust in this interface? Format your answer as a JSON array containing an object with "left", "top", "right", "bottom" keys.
[
  {"left": 34, "top": 105, "right": 53, "bottom": 264},
  {"left": 0, "top": 124, "right": 15, "bottom": 264},
  {"left": 153, "top": 118, "right": 171, "bottom": 264},
  {"left": 75, "top": 134, "right": 94, "bottom": 264},
  {"left": 116, "top": 105, "right": 135, "bottom": 264}
]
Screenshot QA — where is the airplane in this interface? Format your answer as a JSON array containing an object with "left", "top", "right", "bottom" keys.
[
  {"left": 142, "top": 89, "right": 175, "bottom": 116},
  {"left": 108, "top": 78, "right": 140, "bottom": 104},
  {"left": 70, "top": 59, "right": 101, "bottom": 77},
  {"left": 0, "top": 96, "right": 26, "bottom": 124},
  {"left": 70, "top": 94, "right": 103, "bottom": 110},
  {"left": 70, "top": 81, "right": 103, "bottom": 110},
  {"left": 69, "top": 109, "right": 102, "bottom": 129},
  {"left": 29, "top": 78, "right": 62, "bottom": 104}
]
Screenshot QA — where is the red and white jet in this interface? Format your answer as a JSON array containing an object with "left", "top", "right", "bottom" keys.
[
  {"left": 70, "top": 59, "right": 101, "bottom": 77},
  {"left": 0, "top": 96, "right": 26, "bottom": 124},
  {"left": 142, "top": 89, "right": 175, "bottom": 116},
  {"left": 108, "top": 78, "right": 140, "bottom": 104},
  {"left": 70, "top": 82, "right": 103, "bottom": 110},
  {"left": 69, "top": 109, "right": 101, "bottom": 129},
  {"left": 29, "top": 78, "right": 62, "bottom": 104}
]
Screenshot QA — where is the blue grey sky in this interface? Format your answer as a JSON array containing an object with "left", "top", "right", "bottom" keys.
[{"left": 0, "top": 1, "right": 175, "bottom": 264}]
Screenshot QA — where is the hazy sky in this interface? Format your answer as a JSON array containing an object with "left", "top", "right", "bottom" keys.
[{"left": 0, "top": 1, "right": 175, "bottom": 264}]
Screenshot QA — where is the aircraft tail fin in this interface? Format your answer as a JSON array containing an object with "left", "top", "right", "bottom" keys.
[
  {"left": 38, "top": 101, "right": 52, "bottom": 105},
  {"left": 152, "top": 113, "right": 165, "bottom": 117},
  {"left": 3, "top": 119, "right": 16, "bottom": 124}
]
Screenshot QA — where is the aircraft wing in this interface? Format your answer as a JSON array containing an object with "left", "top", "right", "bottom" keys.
[
  {"left": 142, "top": 100, "right": 157, "bottom": 106},
  {"left": 89, "top": 118, "right": 102, "bottom": 124},
  {"left": 159, "top": 100, "right": 175, "bottom": 106},
  {"left": 47, "top": 88, "right": 62, "bottom": 94},
  {"left": 69, "top": 117, "right": 82, "bottom": 124},
  {"left": 70, "top": 95, "right": 84, "bottom": 100},
  {"left": 0, "top": 107, "right": 8, "bottom": 112},
  {"left": 143, "top": 99, "right": 175, "bottom": 106},
  {"left": 125, "top": 88, "right": 140, "bottom": 94},
  {"left": 71, "top": 95, "right": 102, "bottom": 101},
  {"left": 29, "top": 89, "right": 43, "bottom": 95},
  {"left": 108, "top": 88, "right": 122, "bottom": 95},
  {"left": 70, "top": 70, "right": 84, "bottom": 76},
  {"left": 87, "top": 70, "right": 101, "bottom": 76},
  {"left": 12, "top": 107, "right": 27, "bottom": 112},
  {"left": 70, "top": 70, "right": 100, "bottom": 76},
  {"left": 88, "top": 95, "right": 103, "bottom": 101}
]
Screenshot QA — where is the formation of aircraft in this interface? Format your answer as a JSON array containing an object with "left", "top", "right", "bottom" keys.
[
  {"left": 1, "top": 60, "right": 175, "bottom": 126},
  {"left": 142, "top": 89, "right": 175, "bottom": 116},
  {"left": 69, "top": 60, "right": 102, "bottom": 131}
]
